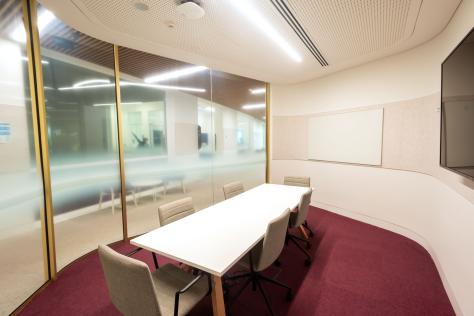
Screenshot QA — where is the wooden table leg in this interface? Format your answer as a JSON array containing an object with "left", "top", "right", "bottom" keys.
[
  {"left": 211, "top": 275, "right": 226, "bottom": 316},
  {"left": 299, "top": 225, "right": 310, "bottom": 239}
]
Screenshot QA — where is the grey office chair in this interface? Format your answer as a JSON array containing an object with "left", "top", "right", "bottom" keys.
[
  {"left": 227, "top": 209, "right": 292, "bottom": 316},
  {"left": 98, "top": 245, "right": 210, "bottom": 316},
  {"left": 283, "top": 176, "right": 314, "bottom": 238},
  {"left": 158, "top": 197, "right": 195, "bottom": 226},
  {"left": 222, "top": 181, "right": 244, "bottom": 200},
  {"left": 131, "top": 197, "right": 196, "bottom": 270},
  {"left": 287, "top": 190, "right": 313, "bottom": 266}
]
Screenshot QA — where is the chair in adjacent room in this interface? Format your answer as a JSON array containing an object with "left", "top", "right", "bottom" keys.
[
  {"left": 157, "top": 197, "right": 195, "bottom": 226},
  {"left": 227, "top": 209, "right": 293, "bottom": 316},
  {"left": 98, "top": 245, "right": 211, "bottom": 316},
  {"left": 283, "top": 176, "right": 314, "bottom": 238},
  {"left": 222, "top": 181, "right": 244, "bottom": 200},
  {"left": 287, "top": 189, "right": 313, "bottom": 266}
]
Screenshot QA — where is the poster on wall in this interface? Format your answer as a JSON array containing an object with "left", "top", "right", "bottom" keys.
[{"left": 0, "top": 122, "right": 11, "bottom": 143}]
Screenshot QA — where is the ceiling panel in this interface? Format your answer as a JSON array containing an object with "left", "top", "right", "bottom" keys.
[
  {"left": 286, "top": 0, "right": 422, "bottom": 64},
  {"left": 40, "top": 0, "right": 461, "bottom": 83}
]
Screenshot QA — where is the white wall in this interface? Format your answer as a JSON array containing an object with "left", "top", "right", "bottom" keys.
[{"left": 271, "top": 0, "right": 474, "bottom": 315}]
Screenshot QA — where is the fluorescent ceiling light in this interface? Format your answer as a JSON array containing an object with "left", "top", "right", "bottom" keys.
[
  {"left": 242, "top": 103, "right": 266, "bottom": 110},
  {"left": 125, "top": 82, "right": 206, "bottom": 93},
  {"left": 10, "top": 9, "right": 56, "bottom": 42},
  {"left": 93, "top": 102, "right": 143, "bottom": 107},
  {"left": 58, "top": 81, "right": 206, "bottom": 93},
  {"left": 21, "top": 56, "right": 49, "bottom": 64},
  {"left": 144, "top": 66, "right": 208, "bottom": 83},
  {"left": 199, "top": 106, "right": 215, "bottom": 112},
  {"left": 228, "top": 0, "right": 302, "bottom": 63},
  {"left": 58, "top": 83, "right": 114, "bottom": 90},
  {"left": 249, "top": 88, "right": 265, "bottom": 95},
  {"left": 73, "top": 79, "right": 111, "bottom": 88}
]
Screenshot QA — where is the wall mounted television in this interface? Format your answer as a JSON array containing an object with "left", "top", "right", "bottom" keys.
[{"left": 440, "top": 28, "right": 474, "bottom": 179}]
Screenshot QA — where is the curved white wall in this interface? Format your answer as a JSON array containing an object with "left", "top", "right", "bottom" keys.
[{"left": 270, "top": 0, "right": 474, "bottom": 315}]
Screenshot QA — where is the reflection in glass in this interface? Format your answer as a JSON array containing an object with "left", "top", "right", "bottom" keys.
[
  {"left": 0, "top": 1, "right": 46, "bottom": 314},
  {"left": 38, "top": 5, "right": 122, "bottom": 269},
  {"left": 119, "top": 47, "right": 214, "bottom": 237},
  {"left": 210, "top": 70, "right": 266, "bottom": 202},
  {"left": 119, "top": 48, "right": 266, "bottom": 236}
]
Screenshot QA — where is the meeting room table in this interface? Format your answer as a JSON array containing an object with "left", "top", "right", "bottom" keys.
[{"left": 131, "top": 183, "right": 311, "bottom": 316}]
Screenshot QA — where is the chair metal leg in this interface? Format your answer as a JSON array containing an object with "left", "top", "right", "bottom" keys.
[
  {"left": 259, "top": 275, "right": 291, "bottom": 291},
  {"left": 288, "top": 235, "right": 312, "bottom": 266},
  {"left": 256, "top": 278, "right": 274, "bottom": 316},
  {"left": 290, "top": 232, "right": 311, "bottom": 249},
  {"left": 228, "top": 277, "right": 252, "bottom": 307},
  {"left": 152, "top": 252, "right": 159, "bottom": 269},
  {"left": 98, "top": 192, "right": 103, "bottom": 210},
  {"left": 303, "top": 220, "right": 314, "bottom": 237},
  {"left": 227, "top": 272, "right": 251, "bottom": 281},
  {"left": 111, "top": 189, "right": 115, "bottom": 215}
]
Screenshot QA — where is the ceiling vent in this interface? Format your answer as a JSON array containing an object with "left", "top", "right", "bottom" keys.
[{"left": 269, "top": 0, "right": 329, "bottom": 66}]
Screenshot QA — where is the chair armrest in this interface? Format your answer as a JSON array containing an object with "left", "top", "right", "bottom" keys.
[
  {"left": 177, "top": 271, "right": 205, "bottom": 294},
  {"left": 126, "top": 247, "right": 143, "bottom": 257},
  {"left": 174, "top": 272, "right": 211, "bottom": 316}
]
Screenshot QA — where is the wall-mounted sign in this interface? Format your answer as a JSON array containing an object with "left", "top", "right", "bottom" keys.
[{"left": 0, "top": 122, "right": 11, "bottom": 143}]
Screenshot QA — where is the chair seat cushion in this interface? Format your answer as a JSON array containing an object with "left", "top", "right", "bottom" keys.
[{"left": 152, "top": 264, "right": 208, "bottom": 316}]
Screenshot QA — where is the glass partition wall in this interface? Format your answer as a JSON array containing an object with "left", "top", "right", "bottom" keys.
[
  {"left": 0, "top": 1, "right": 47, "bottom": 314},
  {"left": 118, "top": 48, "right": 266, "bottom": 236},
  {"left": 0, "top": 1, "right": 267, "bottom": 313},
  {"left": 38, "top": 4, "right": 123, "bottom": 270}
]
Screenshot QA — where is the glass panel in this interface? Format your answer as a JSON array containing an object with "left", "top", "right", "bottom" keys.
[
  {"left": 38, "top": 5, "right": 122, "bottom": 269},
  {"left": 210, "top": 71, "right": 266, "bottom": 202},
  {"left": 0, "top": 1, "right": 47, "bottom": 314},
  {"left": 118, "top": 47, "right": 213, "bottom": 237}
]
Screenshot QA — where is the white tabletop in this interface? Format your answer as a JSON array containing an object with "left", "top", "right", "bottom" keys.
[{"left": 130, "top": 183, "right": 310, "bottom": 276}]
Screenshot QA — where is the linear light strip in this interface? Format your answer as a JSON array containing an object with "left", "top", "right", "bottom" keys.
[
  {"left": 250, "top": 88, "right": 266, "bottom": 95},
  {"left": 144, "top": 65, "right": 208, "bottom": 83},
  {"left": 228, "top": 0, "right": 302, "bottom": 63},
  {"left": 242, "top": 103, "right": 266, "bottom": 110},
  {"left": 58, "top": 81, "right": 206, "bottom": 93},
  {"left": 269, "top": 0, "right": 329, "bottom": 66}
]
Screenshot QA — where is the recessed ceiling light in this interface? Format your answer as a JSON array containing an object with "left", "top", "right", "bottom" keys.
[
  {"left": 249, "top": 88, "right": 265, "bottom": 95},
  {"left": 242, "top": 103, "right": 266, "bottom": 110},
  {"left": 134, "top": 2, "right": 149, "bottom": 11},
  {"left": 227, "top": 0, "right": 302, "bottom": 63}
]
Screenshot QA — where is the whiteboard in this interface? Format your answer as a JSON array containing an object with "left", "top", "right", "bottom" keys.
[{"left": 307, "top": 108, "right": 383, "bottom": 165}]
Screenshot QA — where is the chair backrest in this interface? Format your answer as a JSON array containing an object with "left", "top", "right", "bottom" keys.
[
  {"left": 254, "top": 209, "right": 291, "bottom": 272},
  {"left": 222, "top": 181, "right": 244, "bottom": 200},
  {"left": 290, "top": 190, "right": 312, "bottom": 228},
  {"left": 283, "top": 176, "right": 310, "bottom": 187},
  {"left": 98, "top": 245, "right": 161, "bottom": 316},
  {"left": 158, "top": 197, "right": 195, "bottom": 226}
]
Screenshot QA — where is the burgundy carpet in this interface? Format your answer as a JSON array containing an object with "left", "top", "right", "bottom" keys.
[{"left": 18, "top": 207, "right": 455, "bottom": 316}]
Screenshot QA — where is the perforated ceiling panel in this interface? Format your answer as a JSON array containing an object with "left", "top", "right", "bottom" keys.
[
  {"left": 43, "top": 0, "right": 461, "bottom": 83},
  {"left": 285, "top": 0, "right": 422, "bottom": 64}
]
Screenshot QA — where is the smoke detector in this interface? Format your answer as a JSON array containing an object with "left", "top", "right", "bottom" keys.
[{"left": 176, "top": 1, "right": 205, "bottom": 20}]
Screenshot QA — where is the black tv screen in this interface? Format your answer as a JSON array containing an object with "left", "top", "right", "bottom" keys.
[{"left": 440, "top": 28, "right": 474, "bottom": 179}]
